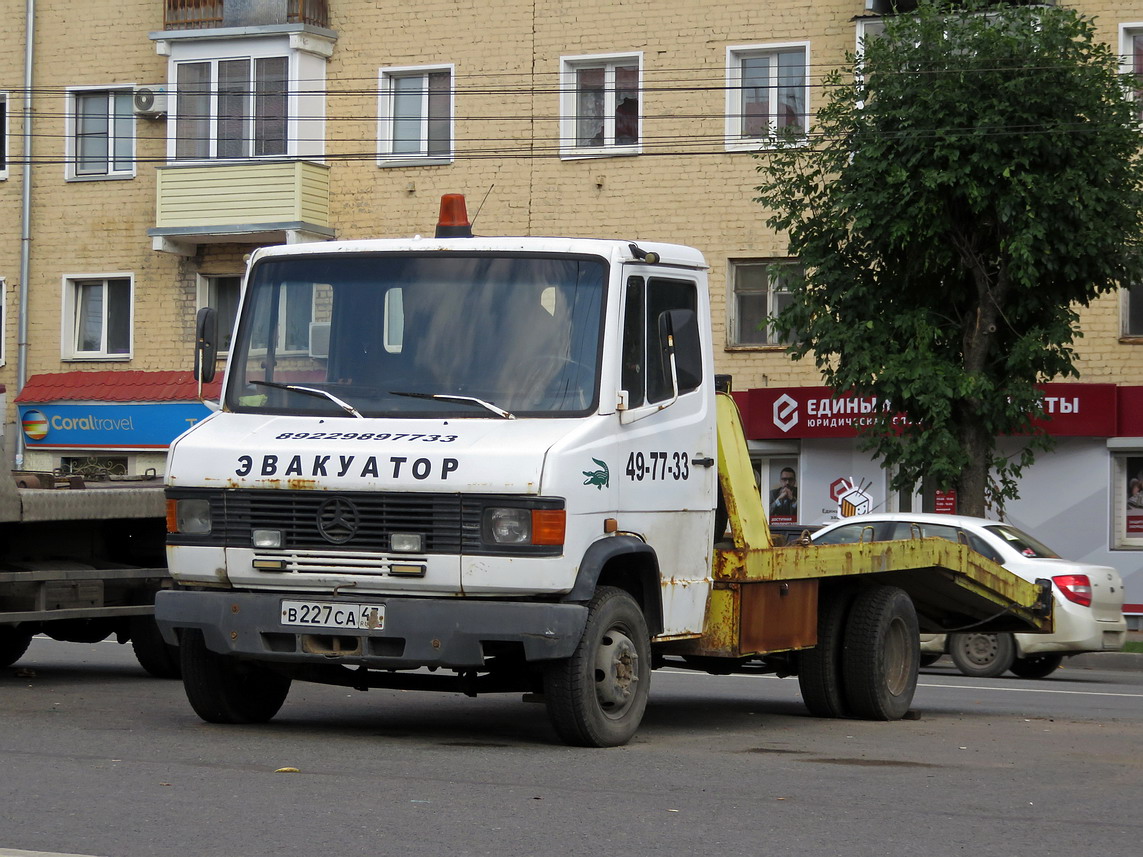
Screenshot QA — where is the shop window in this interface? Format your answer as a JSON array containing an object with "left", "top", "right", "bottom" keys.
[
  {"left": 64, "top": 275, "right": 132, "bottom": 360},
  {"left": 1115, "top": 452, "right": 1143, "bottom": 548},
  {"left": 728, "top": 259, "right": 800, "bottom": 346},
  {"left": 725, "top": 44, "right": 808, "bottom": 149},
  {"left": 378, "top": 66, "right": 453, "bottom": 164},
  {"left": 67, "top": 88, "right": 134, "bottom": 179},
  {"left": 561, "top": 53, "right": 641, "bottom": 156}
]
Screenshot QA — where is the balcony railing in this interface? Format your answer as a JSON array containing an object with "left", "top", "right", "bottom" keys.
[{"left": 164, "top": 1, "right": 330, "bottom": 30}]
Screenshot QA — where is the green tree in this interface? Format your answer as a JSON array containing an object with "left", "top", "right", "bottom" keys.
[{"left": 755, "top": 1, "right": 1143, "bottom": 516}]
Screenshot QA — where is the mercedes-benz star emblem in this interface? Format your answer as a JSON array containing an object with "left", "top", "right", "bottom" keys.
[{"left": 316, "top": 496, "right": 360, "bottom": 544}]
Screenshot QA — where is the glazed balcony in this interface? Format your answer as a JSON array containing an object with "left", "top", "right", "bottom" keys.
[
  {"left": 163, "top": 0, "right": 330, "bottom": 30},
  {"left": 149, "top": 159, "right": 333, "bottom": 254}
]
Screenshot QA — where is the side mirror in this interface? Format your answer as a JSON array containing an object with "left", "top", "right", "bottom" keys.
[
  {"left": 658, "top": 308, "right": 702, "bottom": 392},
  {"left": 194, "top": 306, "right": 218, "bottom": 384}
]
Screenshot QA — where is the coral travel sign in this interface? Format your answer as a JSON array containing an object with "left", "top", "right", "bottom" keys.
[
  {"left": 18, "top": 403, "right": 212, "bottom": 450},
  {"left": 735, "top": 384, "right": 1119, "bottom": 440}
]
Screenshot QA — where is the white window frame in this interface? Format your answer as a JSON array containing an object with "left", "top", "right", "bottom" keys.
[
  {"left": 377, "top": 64, "right": 455, "bottom": 166},
  {"left": 0, "top": 91, "right": 8, "bottom": 181},
  {"left": 724, "top": 43, "right": 810, "bottom": 151},
  {"left": 61, "top": 273, "right": 134, "bottom": 361},
  {"left": 0, "top": 276, "right": 6, "bottom": 365},
  {"left": 855, "top": 17, "right": 888, "bottom": 54},
  {"left": 1122, "top": 282, "right": 1143, "bottom": 339},
  {"left": 727, "top": 259, "right": 800, "bottom": 347},
  {"left": 65, "top": 86, "right": 135, "bottom": 180},
  {"left": 559, "top": 52, "right": 642, "bottom": 159},
  {"left": 196, "top": 274, "right": 243, "bottom": 355},
  {"left": 1121, "top": 24, "right": 1143, "bottom": 120}
]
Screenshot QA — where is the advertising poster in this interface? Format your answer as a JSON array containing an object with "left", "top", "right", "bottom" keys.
[
  {"left": 1128, "top": 456, "right": 1143, "bottom": 535},
  {"left": 766, "top": 458, "right": 799, "bottom": 525}
]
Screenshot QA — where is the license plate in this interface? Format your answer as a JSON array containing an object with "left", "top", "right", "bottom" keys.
[{"left": 280, "top": 600, "right": 384, "bottom": 631}]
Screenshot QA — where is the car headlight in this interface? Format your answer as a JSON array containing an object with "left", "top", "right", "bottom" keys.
[{"left": 168, "top": 498, "right": 212, "bottom": 534}]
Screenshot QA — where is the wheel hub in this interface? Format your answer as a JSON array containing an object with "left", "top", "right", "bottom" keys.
[{"left": 594, "top": 630, "right": 640, "bottom": 717}]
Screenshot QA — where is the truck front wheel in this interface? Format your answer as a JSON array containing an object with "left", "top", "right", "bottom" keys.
[
  {"left": 179, "top": 629, "right": 291, "bottom": 724},
  {"left": 543, "top": 586, "right": 651, "bottom": 747},
  {"left": 841, "top": 585, "right": 920, "bottom": 720}
]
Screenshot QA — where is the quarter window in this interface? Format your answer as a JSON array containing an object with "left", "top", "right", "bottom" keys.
[
  {"left": 175, "top": 57, "right": 288, "bottom": 160},
  {"left": 726, "top": 45, "right": 808, "bottom": 148},
  {"left": 729, "top": 260, "right": 800, "bottom": 346},
  {"left": 378, "top": 67, "right": 453, "bottom": 162},
  {"left": 561, "top": 54, "right": 641, "bottom": 156},
  {"left": 65, "top": 276, "right": 132, "bottom": 359},
  {"left": 200, "top": 275, "right": 242, "bottom": 353},
  {"left": 68, "top": 89, "right": 134, "bottom": 178}
]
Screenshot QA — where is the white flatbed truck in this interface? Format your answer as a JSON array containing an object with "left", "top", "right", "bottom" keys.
[{"left": 156, "top": 197, "right": 1051, "bottom": 746}]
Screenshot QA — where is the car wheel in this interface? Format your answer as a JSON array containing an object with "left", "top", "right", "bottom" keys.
[
  {"left": 1008, "top": 653, "right": 1064, "bottom": 679},
  {"left": 948, "top": 632, "right": 1015, "bottom": 678},
  {"left": 918, "top": 653, "right": 942, "bottom": 668},
  {"left": 0, "top": 626, "right": 34, "bottom": 668}
]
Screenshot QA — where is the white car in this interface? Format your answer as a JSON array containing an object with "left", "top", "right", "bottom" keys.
[{"left": 810, "top": 512, "right": 1127, "bottom": 678}]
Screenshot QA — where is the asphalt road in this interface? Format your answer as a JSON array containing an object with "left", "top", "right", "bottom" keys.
[{"left": 2, "top": 637, "right": 1142, "bottom": 857}]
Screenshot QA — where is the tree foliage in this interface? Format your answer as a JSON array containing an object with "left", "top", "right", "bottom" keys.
[{"left": 754, "top": 1, "right": 1143, "bottom": 515}]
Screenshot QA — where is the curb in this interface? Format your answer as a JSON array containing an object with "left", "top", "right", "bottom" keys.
[{"left": 1064, "top": 651, "right": 1143, "bottom": 673}]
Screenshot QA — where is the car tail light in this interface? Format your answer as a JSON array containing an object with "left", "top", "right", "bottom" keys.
[{"left": 1052, "top": 574, "right": 1092, "bottom": 607}]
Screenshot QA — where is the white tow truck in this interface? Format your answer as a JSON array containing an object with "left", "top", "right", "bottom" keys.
[{"left": 156, "top": 196, "right": 1051, "bottom": 746}]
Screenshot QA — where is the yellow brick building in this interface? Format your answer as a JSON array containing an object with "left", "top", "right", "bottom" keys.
[{"left": 1, "top": 1, "right": 1143, "bottom": 593}]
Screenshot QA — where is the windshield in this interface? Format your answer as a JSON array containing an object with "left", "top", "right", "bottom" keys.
[
  {"left": 983, "top": 525, "right": 1061, "bottom": 559},
  {"left": 226, "top": 253, "right": 606, "bottom": 418}
]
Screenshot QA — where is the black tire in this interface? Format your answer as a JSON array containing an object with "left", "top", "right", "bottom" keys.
[
  {"left": 798, "top": 586, "right": 856, "bottom": 718},
  {"left": 543, "top": 587, "right": 651, "bottom": 747},
  {"left": 841, "top": 585, "right": 920, "bottom": 720},
  {"left": 179, "top": 629, "right": 291, "bottom": 724},
  {"left": 0, "top": 626, "right": 34, "bottom": 668},
  {"left": 919, "top": 653, "right": 942, "bottom": 668},
  {"left": 1008, "top": 653, "right": 1064, "bottom": 679},
  {"left": 129, "top": 615, "right": 182, "bottom": 679},
  {"left": 948, "top": 632, "right": 1015, "bottom": 678},
  {"left": 44, "top": 619, "right": 113, "bottom": 644}
]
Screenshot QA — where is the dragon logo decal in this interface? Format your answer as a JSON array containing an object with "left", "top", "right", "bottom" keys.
[{"left": 582, "top": 458, "right": 609, "bottom": 490}]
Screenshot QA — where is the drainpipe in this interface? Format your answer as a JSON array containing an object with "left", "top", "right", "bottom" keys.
[{"left": 15, "top": 0, "right": 35, "bottom": 468}]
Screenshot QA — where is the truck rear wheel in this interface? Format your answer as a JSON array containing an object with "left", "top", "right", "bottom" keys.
[
  {"left": 797, "top": 586, "right": 855, "bottom": 718},
  {"left": 841, "top": 585, "right": 919, "bottom": 720},
  {"left": 0, "top": 626, "right": 34, "bottom": 668},
  {"left": 948, "top": 632, "right": 1015, "bottom": 678},
  {"left": 179, "top": 629, "right": 291, "bottom": 724},
  {"left": 543, "top": 586, "right": 650, "bottom": 747},
  {"left": 129, "top": 616, "right": 181, "bottom": 679}
]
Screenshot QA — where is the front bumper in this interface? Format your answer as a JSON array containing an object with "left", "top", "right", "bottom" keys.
[{"left": 155, "top": 589, "right": 588, "bottom": 669}]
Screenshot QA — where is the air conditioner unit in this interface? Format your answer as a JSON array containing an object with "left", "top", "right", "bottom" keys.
[
  {"left": 309, "top": 322, "right": 331, "bottom": 359},
  {"left": 133, "top": 86, "right": 168, "bottom": 118}
]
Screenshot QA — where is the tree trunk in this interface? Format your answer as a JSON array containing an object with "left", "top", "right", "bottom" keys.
[{"left": 956, "top": 420, "right": 992, "bottom": 518}]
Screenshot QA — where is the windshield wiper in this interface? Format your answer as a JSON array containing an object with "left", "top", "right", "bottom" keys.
[
  {"left": 389, "top": 391, "right": 514, "bottom": 420},
  {"left": 249, "top": 380, "right": 364, "bottom": 419}
]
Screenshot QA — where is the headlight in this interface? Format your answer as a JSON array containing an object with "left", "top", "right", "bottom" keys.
[
  {"left": 482, "top": 507, "right": 566, "bottom": 547},
  {"left": 168, "top": 498, "right": 212, "bottom": 534}
]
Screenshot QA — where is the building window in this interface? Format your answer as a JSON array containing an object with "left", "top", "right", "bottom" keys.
[
  {"left": 67, "top": 89, "right": 134, "bottom": 179},
  {"left": 729, "top": 260, "right": 800, "bottom": 347},
  {"left": 1124, "top": 26, "right": 1143, "bottom": 120},
  {"left": 560, "top": 54, "right": 641, "bottom": 157},
  {"left": 1124, "top": 283, "right": 1143, "bottom": 338},
  {"left": 726, "top": 44, "right": 808, "bottom": 149},
  {"left": 199, "top": 275, "right": 242, "bottom": 353},
  {"left": 0, "top": 276, "right": 6, "bottom": 365},
  {"left": 64, "top": 276, "right": 132, "bottom": 359},
  {"left": 175, "top": 56, "right": 288, "bottom": 160},
  {"left": 1, "top": 92, "right": 8, "bottom": 180},
  {"left": 377, "top": 66, "right": 453, "bottom": 164}
]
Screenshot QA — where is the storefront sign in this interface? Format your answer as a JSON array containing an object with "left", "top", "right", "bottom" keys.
[
  {"left": 736, "top": 383, "right": 1118, "bottom": 440},
  {"left": 18, "top": 402, "right": 212, "bottom": 450}
]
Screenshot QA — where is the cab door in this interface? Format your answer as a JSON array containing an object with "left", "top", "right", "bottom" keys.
[{"left": 615, "top": 271, "right": 716, "bottom": 636}]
